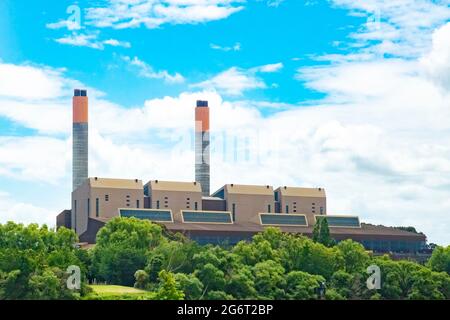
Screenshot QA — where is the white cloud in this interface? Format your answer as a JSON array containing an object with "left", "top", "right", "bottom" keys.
[
  {"left": 192, "top": 67, "right": 266, "bottom": 96},
  {"left": 85, "top": 0, "right": 246, "bottom": 29},
  {"left": 252, "top": 62, "right": 284, "bottom": 73},
  {"left": 122, "top": 56, "right": 185, "bottom": 83},
  {"left": 0, "top": 64, "right": 73, "bottom": 100},
  {"left": 330, "top": 0, "right": 450, "bottom": 58},
  {"left": 0, "top": 136, "right": 69, "bottom": 184},
  {"left": 55, "top": 32, "right": 131, "bottom": 50},
  {"left": 192, "top": 62, "right": 283, "bottom": 96},
  {"left": 0, "top": 192, "right": 57, "bottom": 227},
  {"left": 210, "top": 42, "right": 241, "bottom": 51},
  {"left": 420, "top": 22, "right": 450, "bottom": 90},
  {"left": 46, "top": 20, "right": 81, "bottom": 31}
]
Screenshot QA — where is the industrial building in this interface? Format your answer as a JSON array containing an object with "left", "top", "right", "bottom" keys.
[{"left": 57, "top": 89, "right": 427, "bottom": 253}]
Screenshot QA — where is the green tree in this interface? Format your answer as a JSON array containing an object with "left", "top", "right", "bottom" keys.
[
  {"left": 194, "top": 263, "right": 226, "bottom": 292},
  {"left": 253, "top": 260, "right": 286, "bottom": 299},
  {"left": 313, "top": 218, "right": 333, "bottom": 246},
  {"left": 285, "top": 271, "right": 325, "bottom": 300},
  {"left": 428, "top": 246, "right": 450, "bottom": 275},
  {"left": 336, "top": 240, "right": 370, "bottom": 274},
  {"left": 134, "top": 270, "right": 149, "bottom": 289},
  {"left": 155, "top": 270, "right": 184, "bottom": 300},
  {"left": 91, "top": 218, "right": 164, "bottom": 286},
  {"left": 174, "top": 273, "right": 204, "bottom": 300}
]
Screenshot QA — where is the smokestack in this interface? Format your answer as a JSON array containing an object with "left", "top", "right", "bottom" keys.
[
  {"left": 195, "top": 100, "right": 210, "bottom": 196},
  {"left": 73, "top": 89, "right": 88, "bottom": 191}
]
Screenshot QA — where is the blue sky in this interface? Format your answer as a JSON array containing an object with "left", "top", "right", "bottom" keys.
[{"left": 0, "top": 0, "right": 450, "bottom": 244}]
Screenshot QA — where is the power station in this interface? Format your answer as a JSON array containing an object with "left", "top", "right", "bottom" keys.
[{"left": 57, "top": 90, "right": 427, "bottom": 255}]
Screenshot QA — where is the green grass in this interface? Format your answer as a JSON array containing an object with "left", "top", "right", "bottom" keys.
[
  {"left": 86, "top": 285, "right": 155, "bottom": 300},
  {"left": 90, "top": 285, "right": 147, "bottom": 294}
]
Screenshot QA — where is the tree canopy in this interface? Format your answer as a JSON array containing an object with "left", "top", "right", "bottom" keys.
[{"left": 0, "top": 219, "right": 449, "bottom": 300}]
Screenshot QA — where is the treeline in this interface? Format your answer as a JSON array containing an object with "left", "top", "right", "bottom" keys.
[{"left": 0, "top": 218, "right": 449, "bottom": 300}]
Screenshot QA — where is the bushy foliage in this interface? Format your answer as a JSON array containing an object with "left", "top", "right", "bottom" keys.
[
  {"left": 0, "top": 222, "right": 90, "bottom": 300},
  {"left": 1, "top": 219, "right": 449, "bottom": 300}
]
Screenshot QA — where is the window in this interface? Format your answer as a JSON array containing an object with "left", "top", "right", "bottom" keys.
[
  {"left": 87, "top": 198, "right": 90, "bottom": 217},
  {"left": 126, "top": 195, "right": 130, "bottom": 198},
  {"left": 195, "top": 202, "right": 198, "bottom": 210},
  {"left": 120, "top": 209, "right": 173, "bottom": 222},
  {"left": 294, "top": 210, "right": 297, "bottom": 213},
  {"left": 96, "top": 198, "right": 99, "bottom": 217},
  {"left": 312, "top": 203, "right": 315, "bottom": 206},
  {"left": 187, "top": 198, "right": 190, "bottom": 201},
  {"left": 320, "top": 207, "right": 324, "bottom": 215},
  {"left": 268, "top": 204, "right": 271, "bottom": 213},
  {"left": 260, "top": 214, "right": 307, "bottom": 226},
  {"left": 286, "top": 205, "right": 289, "bottom": 214},
  {"left": 127, "top": 204, "right": 130, "bottom": 207},
  {"left": 156, "top": 200, "right": 160, "bottom": 209},
  {"left": 164, "top": 197, "right": 168, "bottom": 200},
  {"left": 183, "top": 211, "right": 233, "bottom": 224},
  {"left": 137, "top": 200, "right": 140, "bottom": 208},
  {"left": 232, "top": 204, "right": 236, "bottom": 222},
  {"left": 74, "top": 200, "right": 77, "bottom": 215},
  {"left": 105, "top": 195, "right": 109, "bottom": 201}
]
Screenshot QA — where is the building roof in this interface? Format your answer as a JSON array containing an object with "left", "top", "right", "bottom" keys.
[
  {"left": 275, "top": 186, "right": 326, "bottom": 198},
  {"left": 147, "top": 180, "right": 202, "bottom": 193},
  {"left": 222, "top": 184, "right": 274, "bottom": 196},
  {"left": 88, "top": 177, "right": 143, "bottom": 189},
  {"left": 163, "top": 222, "right": 426, "bottom": 241}
]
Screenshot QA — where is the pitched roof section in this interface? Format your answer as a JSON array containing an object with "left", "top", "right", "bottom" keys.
[
  {"left": 147, "top": 180, "right": 202, "bottom": 193},
  {"left": 276, "top": 186, "right": 326, "bottom": 198},
  {"left": 225, "top": 184, "right": 274, "bottom": 195},
  {"left": 88, "top": 177, "right": 143, "bottom": 189}
]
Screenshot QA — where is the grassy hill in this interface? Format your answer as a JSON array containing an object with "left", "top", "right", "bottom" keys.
[{"left": 86, "top": 285, "right": 155, "bottom": 300}]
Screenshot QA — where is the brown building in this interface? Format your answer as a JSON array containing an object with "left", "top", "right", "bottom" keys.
[
  {"left": 144, "top": 180, "right": 203, "bottom": 222},
  {"left": 59, "top": 178, "right": 427, "bottom": 254},
  {"left": 275, "top": 186, "right": 326, "bottom": 226},
  {"left": 212, "top": 184, "right": 275, "bottom": 224},
  {"left": 71, "top": 177, "right": 143, "bottom": 235}
]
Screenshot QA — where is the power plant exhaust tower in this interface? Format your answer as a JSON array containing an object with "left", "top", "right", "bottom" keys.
[
  {"left": 72, "top": 89, "right": 89, "bottom": 191},
  {"left": 195, "top": 100, "right": 210, "bottom": 196}
]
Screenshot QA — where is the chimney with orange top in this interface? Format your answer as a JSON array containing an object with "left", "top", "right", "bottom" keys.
[
  {"left": 195, "top": 100, "right": 210, "bottom": 196},
  {"left": 73, "top": 89, "right": 88, "bottom": 191}
]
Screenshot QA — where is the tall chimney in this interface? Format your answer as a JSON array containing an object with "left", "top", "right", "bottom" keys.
[
  {"left": 73, "top": 89, "right": 88, "bottom": 191},
  {"left": 195, "top": 100, "right": 210, "bottom": 196}
]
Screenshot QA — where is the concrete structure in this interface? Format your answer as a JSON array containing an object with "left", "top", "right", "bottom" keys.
[
  {"left": 73, "top": 89, "right": 89, "bottom": 191},
  {"left": 144, "top": 180, "right": 202, "bottom": 222},
  {"left": 195, "top": 100, "right": 210, "bottom": 196},
  {"left": 71, "top": 177, "right": 143, "bottom": 235},
  {"left": 62, "top": 180, "right": 427, "bottom": 253},
  {"left": 275, "top": 186, "right": 326, "bottom": 226},
  {"left": 212, "top": 184, "right": 275, "bottom": 224},
  {"left": 57, "top": 90, "right": 428, "bottom": 254}
]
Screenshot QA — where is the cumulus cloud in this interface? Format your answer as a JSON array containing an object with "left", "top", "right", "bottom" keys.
[
  {"left": 192, "top": 62, "right": 283, "bottom": 96},
  {"left": 0, "top": 192, "right": 57, "bottom": 227},
  {"left": 122, "top": 56, "right": 185, "bottom": 84},
  {"left": 192, "top": 67, "right": 266, "bottom": 96},
  {"left": 55, "top": 32, "right": 131, "bottom": 50},
  {"left": 85, "top": 0, "right": 246, "bottom": 29}
]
